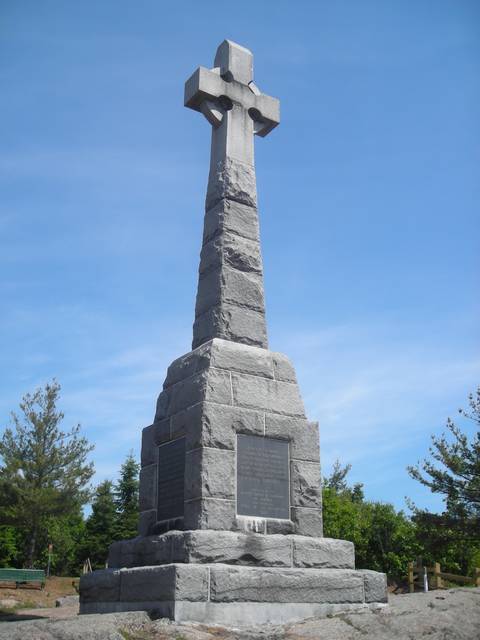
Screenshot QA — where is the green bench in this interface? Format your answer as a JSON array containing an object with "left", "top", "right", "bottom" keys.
[{"left": 0, "top": 568, "right": 46, "bottom": 589}]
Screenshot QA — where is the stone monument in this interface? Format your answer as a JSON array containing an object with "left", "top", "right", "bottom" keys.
[{"left": 80, "top": 40, "right": 388, "bottom": 625}]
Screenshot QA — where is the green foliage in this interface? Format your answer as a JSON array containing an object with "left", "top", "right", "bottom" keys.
[
  {"left": 38, "top": 511, "right": 86, "bottom": 575},
  {"left": 0, "top": 381, "right": 94, "bottom": 567},
  {"left": 323, "top": 463, "right": 420, "bottom": 581},
  {"left": 80, "top": 480, "right": 118, "bottom": 569},
  {"left": 407, "top": 388, "right": 480, "bottom": 574},
  {"left": 0, "top": 526, "right": 18, "bottom": 566},
  {"left": 115, "top": 452, "right": 139, "bottom": 541},
  {"left": 408, "top": 388, "right": 480, "bottom": 522}
]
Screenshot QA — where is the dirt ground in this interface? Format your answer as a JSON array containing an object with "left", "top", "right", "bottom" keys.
[{"left": 0, "top": 576, "right": 78, "bottom": 613}]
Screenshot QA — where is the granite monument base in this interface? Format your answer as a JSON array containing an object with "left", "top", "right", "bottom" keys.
[
  {"left": 80, "top": 561, "right": 387, "bottom": 625},
  {"left": 80, "top": 531, "right": 387, "bottom": 624}
]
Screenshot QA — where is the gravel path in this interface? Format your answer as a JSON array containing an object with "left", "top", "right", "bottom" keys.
[{"left": 0, "top": 588, "right": 478, "bottom": 639}]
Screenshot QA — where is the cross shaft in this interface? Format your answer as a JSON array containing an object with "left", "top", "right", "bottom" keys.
[{"left": 185, "top": 41, "right": 279, "bottom": 350}]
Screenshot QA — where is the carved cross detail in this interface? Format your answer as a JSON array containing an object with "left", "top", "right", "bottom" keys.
[{"left": 184, "top": 40, "right": 280, "bottom": 169}]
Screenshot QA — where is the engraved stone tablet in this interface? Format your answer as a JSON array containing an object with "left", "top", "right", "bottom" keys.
[
  {"left": 237, "top": 434, "right": 289, "bottom": 519},
  {"left": 157, "top": 437, "right": 185, "bottom": 521}
]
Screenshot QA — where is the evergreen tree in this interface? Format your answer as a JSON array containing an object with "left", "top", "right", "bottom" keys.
[
  {"left": 114, "top": 452, "right": 139, "bottom": 540},
  {"left": 81, "top": 480, "right": 118, "bottom": 569},
  {"left": 0, "top": 381, "right": 94, "bottom": 567},
  {"left": 407, "top": 388, "right": 480, "bottom": 573}
]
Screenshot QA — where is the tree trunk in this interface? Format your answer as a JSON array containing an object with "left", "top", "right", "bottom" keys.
[{"left": 27, "top": 524, "right": 37, "bottom": 568}]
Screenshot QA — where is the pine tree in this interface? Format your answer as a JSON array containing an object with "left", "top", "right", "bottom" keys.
[
  {"left": 114, "top": 452, "right": 139, "bottom": 540},
  {"left": 0, "top": 381, "right": 94, "bottom": 567},
  {"left": 81, "top": 480, "right": 118, "bottom": 569}
]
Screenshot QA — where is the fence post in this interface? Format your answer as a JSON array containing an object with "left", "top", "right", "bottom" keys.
[
  {"left": 475, "top": 568, "right": 480, "bottom": 587},
  {"left": 434, "top": 562, "right": 443, "bottom": 589},
  {"left": 408, "top": 561, "right": 414, "bottom": 593}
]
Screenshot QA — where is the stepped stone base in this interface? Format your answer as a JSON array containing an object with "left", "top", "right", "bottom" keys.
[
  {"left": 107, "top": 530, "right": 355, "bottom": 570},
  {"left": 80, "top": 563, "right": 387, "bottom": 624}
]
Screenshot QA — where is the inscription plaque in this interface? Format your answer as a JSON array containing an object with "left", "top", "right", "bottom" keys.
[
  {"left": 237, "top": 434, "right": 289, "bottom": 519},
  {"left": 157, "top": 437, "right": 185, "bottom": 521}
]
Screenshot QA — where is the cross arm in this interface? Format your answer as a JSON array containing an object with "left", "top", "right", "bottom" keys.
[{"left": 184, "top": 67, "right": 280, "bottom": 136}]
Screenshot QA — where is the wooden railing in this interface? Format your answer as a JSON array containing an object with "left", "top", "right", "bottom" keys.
[{"left": 408, "top": 560, "right": 480, "bottom": 592}]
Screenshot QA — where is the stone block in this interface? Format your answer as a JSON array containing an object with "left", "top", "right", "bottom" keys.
[
  {"left": 272, "top": 353, "right": 297, "bottom": 382},
  {"left": 141, "top": 424, "right": 156, "bottom": 467},
  {"left": 265, "top": 414, "right": 320, "bottom": 462},
  {"left": 152, "top": 419, "right": 171, "bottom": 445},
  {"left": 80, "top": 569, "right": 120, "bottom": 602},
  {"left": 164, "top": 369, "right": 232, "bottom": 417},
  {"left": 183, "top": 402, "right": 264, "bottom": 451},
  {"left": 133, "top": 534, "right": 173, "bottom": 566},
  {"left": 195, "top": 266, "right": 265, "bottom": 317},
  {"left": 185, "top": 448, "right": 235, "bottom": 500},
  {"left": 209, "top": 566, "right": 364, "bottom": 603},
  {"left": 361, "top": 570, "right": 388, "bottom": 603},
  {"left": 290, "top": 460, "right": 321, "bottom": 508},
  {"left": 206, "top": 158, "right": 257, "bottom": 210},
  {"left": 163, "top": 344, "right": 210, "bottom": 389},
  {"left": 192, "top": 302, "right": 267, "bottom": 350},
  {"left": 184, "top": 498, "right": 236, "bottom": 531},
  {"left": 266, "top": 518, "right": 295, "bottom": 535},
  {"left": 138, "top": 509, "right": 156, "bottom": 536},
  {"left": 203, "top": 198, "right": 260, "bottom": 244},
  {"left": 176, "top": 530, "right": 292, "bottom": 567},
  {"left": 139, "top": 465, "right": 157, "bottom": 511},
  {"left": 292, "top": 537, "right": 355, "bottom": 569},
  {"left": 231, "top": 373, "right": 305, "bottom": 416},
  {"left": 199, "top": 233, "right": 263, "bottom": 276},
  {"left": 223, "top": 233, "right": 263, "bottom": 274},
  {"left": 210, "top": 339, "right": 273, "bottom": 379},
  {"left": 291, "top": 507, "right": 323, "bottom": 537},
  {"left": 119, "top": 564, "right": 208, "bottom": 602}
]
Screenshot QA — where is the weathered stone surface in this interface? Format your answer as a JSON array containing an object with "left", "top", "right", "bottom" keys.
[
  {"left": 138, "top": 464, "right": 156, "bottom": 511},
  {"left": 292, "top": 537, "right": 355, "bottom": 569},
  {"left": 176, "top": 402, "right": 263, "bottom": 452},
  {"left": 12, "top": 588, "right": 480, "bottom": 637},
  {"left": 140, "top": 424, "right": 156, "bottom": 467},
  {"left": 231, "top": 373, "right": 305, "bottom": 416},
  {"left": 291, "top": 506, "right": 323, "bottom": 537},
  {"left": 151, "top": 419, "right": 170, "bottom": 445},
  {"left": 185, "top": 448, "right": 235, "bottom": 500},
  {"left": 138, "top": 509, "right": 156, "bottom": 537},
  {"left": 157, "top": 368, "right": 232, "bottom": 420},
  {"left": 272, "top": 353, "right": 297, "bottom": 382},
  {"left": 206, "top": 158, "right": 257, "bottom": 211},
  {"left": 193, "top": 302, "right": 267, "bottom": 350},
  {"left": 209, "top": 566, "right": 364, "bottom": 603},
  {"left": 200, "top": 233, "right": 263, "bottom": 276},
  {"left": 290, "top": 460, "right": 321, "bottom": 508},
  {"left": 178, "top": 531, "right": 292, "bottom": 567},
  {"left": 265, "top": 414, "right": 320, "bottom": 462},
  {"left": 109, "top": 532, "right": 358, "bottom": 570},
  {"left": 80, "top": 569, "right": 120, "bottom": 603},
  {"left": 203, "top": 198, "right": 260, "bottom": 244},
  {"left": 184, "top": 498, "right": 236, "bottom": 531},
  {"left": 163, "top": 344, "right": 210, "bottom": 389},
  {"left": 266, "top": 518, "right": 295, "bottom": 535},
  {"left": 361, "top": 570, "right": 388, "bottom": 603},
  {"left": 120, "top": 565, "right": 208, "bottom": 602},
  {"left": 56, "top": 595, "right": 79, "bottom": 608},
  {"left": 195, "top": 266, "right": 265, "bottom": 317},
  {"left": 210, "top": 339, "right": 273, "bottom": 378}
]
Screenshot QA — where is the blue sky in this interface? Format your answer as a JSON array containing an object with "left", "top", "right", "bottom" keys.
[{"left": 1, "top": 0, "right": 479, "bottom": 513}]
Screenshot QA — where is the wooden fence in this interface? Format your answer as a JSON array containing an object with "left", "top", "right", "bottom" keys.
[{"left": 408, "top": 560, "right": 480, "bottom": 593}]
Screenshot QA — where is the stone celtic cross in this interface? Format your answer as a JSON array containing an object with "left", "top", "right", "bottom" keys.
[
  {"left": 80, "top": 40, "right": 388, "bottom": 623},
  {"left": 184, "top": 40, "right": 280, "bottom": 350}
]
